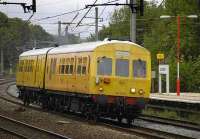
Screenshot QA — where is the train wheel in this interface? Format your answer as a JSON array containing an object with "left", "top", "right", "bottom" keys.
[
  {"left": 85, "top": 112, "right": 90, "bottom": 120},
  {"left": 85, "top": 104, "right": 92, "bottom": 121},
  {"left": 117, "top": 116, "right": 122, "bottom": 125},
  {"left": 92, "top": 111, "right": 99, "bottom": 123},
  {"left": 127, "top": 118, "right": 132, "bottom": 127},
  {"left": 93, "top": 104, "right": 99, "bottom": 123}
]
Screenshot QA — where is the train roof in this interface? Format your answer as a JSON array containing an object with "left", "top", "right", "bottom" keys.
[
  {"left": 20, "top": 40, "right": 147, "bottom": 56},
  {"left": 48, "top": 40, "right": 146, "bottom": 54},
  {"left": 20, "top": 47, "right": 53, "bottom": 56}
]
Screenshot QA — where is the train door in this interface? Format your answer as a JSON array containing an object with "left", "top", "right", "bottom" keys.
[
  {"left": 47, "top": 56, "right": 57, "bottom": 90},
  {"left": 35, "top": 55, "right": 45, "bottom": 89},
  {"left": 34, "top": 56, "right": 39, "bottom": 87},
  {"left": 75, "top": 55, "right": 90, "bottom": 93},
  {"left": 67, "top": 56, "right": 76, "bottom": 92},
  {"left": 58, "top": 56, "right": 66, "bottom": 91}
]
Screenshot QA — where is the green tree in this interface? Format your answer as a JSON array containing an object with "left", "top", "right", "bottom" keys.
[{"left": 0, "top": 12, "right": 54, "bottom": 73}]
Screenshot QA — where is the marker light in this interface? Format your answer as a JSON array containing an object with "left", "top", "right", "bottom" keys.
[
  {"left": 130, "top": 88, "right": 136, "bottom": 93},
  {"left": 138, "top": 89, "right": 144, "bottom": 95}
]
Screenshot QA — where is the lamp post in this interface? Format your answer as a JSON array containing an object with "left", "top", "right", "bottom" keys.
[
  {"left": 177, "top": 16, "right": 180, "bottom": 96},
  {"left": 160, "top": 15, "right": 197, "bottom": 96}
]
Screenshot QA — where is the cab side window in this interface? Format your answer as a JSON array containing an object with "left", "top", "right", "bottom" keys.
[
  {"left": 59, "top": 58, "right": 65, "bottom": 74},
  {"left": 97, "top": 57, "right": 112, "bottom": 76}
]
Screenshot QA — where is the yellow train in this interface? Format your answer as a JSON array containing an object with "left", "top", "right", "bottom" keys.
[{"left": 16, "top": 40, "right": 151, "bottom": 124}]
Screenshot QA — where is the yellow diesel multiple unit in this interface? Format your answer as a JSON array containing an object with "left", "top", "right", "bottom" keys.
[{"left": 16, "top": 40, "right": 151, "bottom": 124}]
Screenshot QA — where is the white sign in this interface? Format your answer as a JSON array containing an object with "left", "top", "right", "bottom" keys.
[
  {"left": 159, "top": 65, "right": 169, "bottom": 75},
  {"left": 158, "top": 64, "right": 169, "bottom": 94},
  {"left": 116, "top": 51, "right": 129, "bottom": 57}
]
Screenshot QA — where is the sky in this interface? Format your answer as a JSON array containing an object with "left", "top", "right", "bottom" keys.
[{"left": 0, "top": 0, "right": 161, "bottom": 39}]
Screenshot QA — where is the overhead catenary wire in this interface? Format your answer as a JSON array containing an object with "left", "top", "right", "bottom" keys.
[
  {"left": 76, "top": 0, "right": 119, "bottom": 27},
  {"left": 72, "top": 0, "right": 120, "bottom": 34},
  {"left": 26, "top": 13, "right": 35, "bottom": 23},
  {"left": 35, "top": 8, "right": 87, "bottom": 21},
  {"left": 75, "top": 0, "right": 98, "bottom": 27}
]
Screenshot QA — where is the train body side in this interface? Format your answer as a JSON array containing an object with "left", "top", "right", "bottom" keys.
[
  {"left": 16, "top": 48, "right": 52, "bottom": 90},
  {"left": 45, "top": 52, "right": 92, "bottom": 93}
]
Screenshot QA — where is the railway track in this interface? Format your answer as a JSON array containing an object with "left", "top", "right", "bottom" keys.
[
  {"left": 0, "top": 78, "right": 15, "bottom": 85},
  {"left": 0, "top": 126, "right": 27, "bottom": 139},
  {"left": 0, "top": 81, "right": 199, "bottom": 139},
  {"left": 101, "top": 120, "right": 195, "bottom": 139},
  {"left": 0, "top": 114, "right": 71, "bottom": 139},
  {"left": 0, "top": 78, "right": 71, "bottom": 139},
  {"left": 138, "top": 114, "right": 200, "bottom": 131}
]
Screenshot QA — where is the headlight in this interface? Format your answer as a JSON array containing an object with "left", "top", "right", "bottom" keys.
[
  {"left": 138, "top": 89, "right": 144, "bottom": 95},
  {"left": 99, "top": 87, "right": 103, "bottom": 91},
  {"left": 130, "top": 88, "right": 136, "bottom": 93}
]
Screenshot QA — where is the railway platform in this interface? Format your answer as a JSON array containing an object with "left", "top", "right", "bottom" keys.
[
  {"left": 150, "top": 93, "right": 200, "bottom": 104},
  {"left": 148, "top": 93, "right": 200, "bottom": 113}
]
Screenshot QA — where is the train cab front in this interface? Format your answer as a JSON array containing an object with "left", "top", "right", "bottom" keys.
[{"left": 90, "top": 42, "right": 151, "bottom": 123}]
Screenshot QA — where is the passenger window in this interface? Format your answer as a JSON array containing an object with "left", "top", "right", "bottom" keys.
[
  {"left": 69, "top": 65, "right": 73, "bottom": 74},
  {"left": 82, "top": 66, "right": 86, "bottom": 75},
  {"left": 133, "top": 59, "right": 146, "bottom": 78},
  {"left": 61, "top": 65, "right": 65, "bottom": 74},
  {"left": 65, "top": 65, "right": 69, "bottom": 74},
  {"left": 69, "top": 58, "right": 74, "bottom": 74},
  {"left": 77, "top": 58, "right": 82, "bottom": 75},
  {"left": 82, "top": 57, "right": 87, "bottom": 75},
  {"left": 116, "top": 59, "right": 129, "bottom": 77},
  {"left": 97, "top": 57, "right": 112, "bottom": 76}
]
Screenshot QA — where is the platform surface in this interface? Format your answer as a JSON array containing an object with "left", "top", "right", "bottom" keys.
[{"left": 150, "top": 93, "right": 200, "bottom": 104}]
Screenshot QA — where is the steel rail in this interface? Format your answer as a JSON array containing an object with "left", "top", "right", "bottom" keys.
[
  {"left": 0, "top": 126, "right": 28, "bottom": 139},
  {"left": 100, "top": 118, "right": 195, "bottom": 139},
  {"left": 0, "top": 80, "right": 71, "bottom": 139},
  {"left": 0, "top": 114, "right": 71, "bottom": 139},
  {"left": 138, "top": 114, "right": 200, "bottom": 131},
  {"left": 0, "top": 78, "right": 15, "bottom": 85}
]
